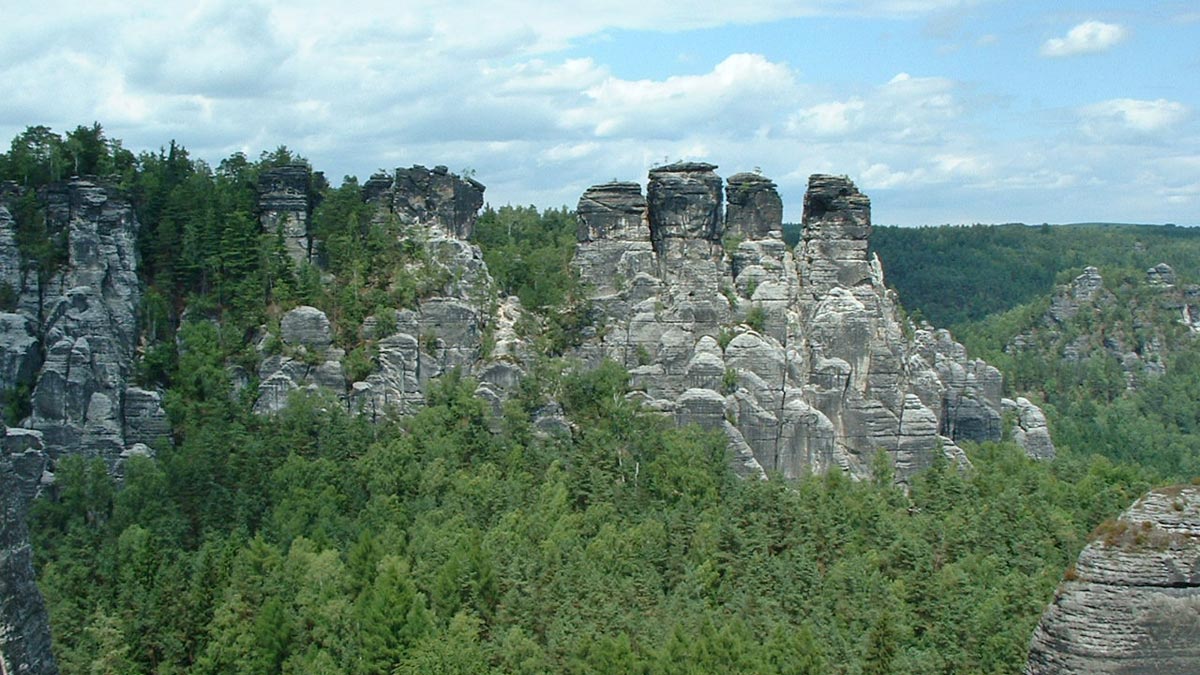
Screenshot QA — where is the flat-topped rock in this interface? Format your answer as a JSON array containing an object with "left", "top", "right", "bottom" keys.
[
  {"left": 799, "top": 175, "right": 874, "bottom": 296},
  {"left": 577, "top": 182, "right": 648, "bottom": 242},
  {"left": 647, "top": 162, "right": 724, "bottom": 252},
  {"left": 725, "top": 172, "right": 783, "bottom": 240}
]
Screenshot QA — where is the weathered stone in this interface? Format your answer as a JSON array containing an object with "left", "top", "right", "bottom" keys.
[
  {"left": 258, "top": 163, "right": 313, "bottom": 264},
  {"left": 1147, "top": 262, "right": 1176, "bottom": 287},
  {"left": 24, "top": 180, "right": 143, "bottom": 464},
  {"left": 647, "top": 162, "right": 723, "bottom": 255},
  {"left": 798, "top": 174, "right": 873, "bottom": 297},
  {"left": 391, "top": 165, "right": 485, "bottom": 240},
  {"left": 577, "top": 182, "right": 648, "bottom": 242},
  {"left": 0, "top": 313, "right": 39, "bottom": 394},
  {"left": 1025, "top": 485, "right": 1200, "bottom": 674},
  {"left": 569, "top": 167, "right": 1038, "bottom": 481},
  {"left": 1, "top": 427, "right": 58, "bottom": 675},
  {"left": 280, "top": 306, "right": 332, "bottom": 352},
  {"left": 1049, "top": 266, "right": 1107, "bottom": 324},
  {"left": 1004, "top": 397, "right": 1055, "bottom": 460},
  {"left": 725, "top": 172, "right": 783, "bottom": 240}
]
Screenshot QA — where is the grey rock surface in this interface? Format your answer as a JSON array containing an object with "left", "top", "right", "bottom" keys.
[
  {"left": 258, "top": 163, "right": 313, "bottom": 264},
  {"left": 570, "top": 167, "right": 1035, "bottom": 481},
  {"left": 1025, "top": 485, "right": 1200, "bottom": 674},
  {"left": 0, "top": 427, "right": 58, "bottom": 675},
  {"left": 280, "top": 305, "right": 333, "bottom": 352},
  {"left": 390, "top": 165, "right": 485, "bottom": 240}
]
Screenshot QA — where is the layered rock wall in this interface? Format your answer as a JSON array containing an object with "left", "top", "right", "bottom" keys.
[
  {"left": 258, "top": 164, "right": 313, "bottom": 264},
  {"left": 1025, "top": 485, "right": 1200, "bottom": 674}
]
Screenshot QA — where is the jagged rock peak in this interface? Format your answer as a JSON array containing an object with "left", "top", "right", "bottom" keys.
[
  {"left": 1048, "top": 266, "right": 1107, "bottom": 324},
  {"left": 576, "top": 182, "right": 647, "bottom": 243},
  {"left": 646, "top": 162, "right": 724, "bottom": 254},
  {"left": 391, "top": 165, "right": 485, "bottom": 240},
  {"left": 799, "top": 174, "right": 875, "bottom": 296},
  {"left": 725, "top": 172, "right": 783, "bottom": 241},
  {"left": 1025, "top": 485, "right": 1200, "bottom": 674}
]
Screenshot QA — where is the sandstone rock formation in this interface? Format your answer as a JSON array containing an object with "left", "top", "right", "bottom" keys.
[
  {"left": 1010, "top": 263, "right": 1200, "bottom": 388},
  {"left": 258, "top": 163, "right": 314, "bottom": 264},
  {"left": 0, "top": 179, "right": 170, "bottom": 466},
  {"left": 0, "top": 427, "right": 57, "bottom": 675},
  {"left": 254, "top": 166, "right": 516, "bottom": 418},
  {"left": 1025, "top": 485, "right": 1200, "bottom": 674},
  {"left": 570, "top": 165, "right": 1043, "bottom": 480}
]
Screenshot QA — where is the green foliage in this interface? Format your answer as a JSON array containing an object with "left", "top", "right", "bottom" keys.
[
  {"left": 31, "top": 354, "right": 1160, "bottom": 675},
  {"left": 745, "top": 304, "right": 766, "bottom": 333},
  {"left": 869, "top": 222, "right": 1200, "bottom": 329}
]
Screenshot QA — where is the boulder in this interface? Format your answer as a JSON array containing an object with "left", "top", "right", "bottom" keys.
[{"left": 1025, "top": 485, "right": 1200, "bottom": 674}]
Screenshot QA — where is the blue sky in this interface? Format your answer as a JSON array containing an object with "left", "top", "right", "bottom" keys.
[{"left": 1, "top": 0, "right": 1197, "bottom": 225}]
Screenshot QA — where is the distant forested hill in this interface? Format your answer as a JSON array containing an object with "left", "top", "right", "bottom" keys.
[{"left": 861, "top": 223, "right": 1200, "bottom": 329}]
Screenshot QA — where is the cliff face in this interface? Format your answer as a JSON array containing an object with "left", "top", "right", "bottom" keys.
[
  {"left": 1025, "top": 485, "right": 1200, "bottom": 674},
  {"left": 0, "top": 427, "right": 57, "bottom": 675},
  {"left": 0, "top": 180, "right": 169, "bottom": 466},
  {"left": 571, "top": 165, "right": 1047, "bottom": 480}
]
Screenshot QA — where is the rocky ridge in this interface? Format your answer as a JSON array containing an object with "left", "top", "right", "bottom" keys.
[
  {"left": 571, "top": 164, "right": 1049, "bottom": 480},
  {"left": 1024, "top": 485, "right": 1200, "bottom": 674},
  {"left": 1009, "top": 263, "right": 1200, "bottom": 389},
  {"left": 252, "top": 165, "right": 521, "bottom": 420}
]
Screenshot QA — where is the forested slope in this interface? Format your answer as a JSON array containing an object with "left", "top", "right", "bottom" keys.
[{"left": 0, "top": 124, "right": 1187, "bottom": 675}]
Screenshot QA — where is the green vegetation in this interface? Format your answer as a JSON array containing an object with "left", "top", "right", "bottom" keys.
[
  {"left": 868, "top": 222, "right": 1200, "bottom": 480},
  {"left": 867, "top": 223, "right": 1200, "bottom": 329},
  {"left": 31, "top": 350, "right": 1154, "bottom": 675},
  {"left": 5, "top": 125, "right": 1192, "bottom": 675}
]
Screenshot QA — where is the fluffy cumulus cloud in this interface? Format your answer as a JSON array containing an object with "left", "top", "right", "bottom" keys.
[
  {"left": 1079, "top": 98, "right": 1191, "bottom": 138},
  {"left": 0, "top": 1, "right": 1196, "bottom": 225},
  {"left": 1040, "top": 20, "right": 1127, "bottom": 57}
]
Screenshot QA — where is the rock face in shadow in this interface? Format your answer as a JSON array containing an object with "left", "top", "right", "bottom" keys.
[
  {"left": 1024, "top": 485, "right": 1200, "bottom": 674},
  {"left": 1, "top": 427, "right": 57, "bottom": 675},
  {"left": 258, "top": 163, "right": 314, "bottom": 264},
  {"left": 571, "top": 167, "right": 1049, "bottom": 481}
]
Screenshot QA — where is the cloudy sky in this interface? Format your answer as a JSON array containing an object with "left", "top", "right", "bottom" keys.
[{"left": 2, "top": 1, "right": 1197, "bottom": 225}]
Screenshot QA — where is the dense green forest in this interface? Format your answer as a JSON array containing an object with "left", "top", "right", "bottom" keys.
[
  {"left": 0, "top": 124, "right": 1191, "bottom": 675},
  {"left": 866, "top": 223, "right": 1200, "bottom": 328}
]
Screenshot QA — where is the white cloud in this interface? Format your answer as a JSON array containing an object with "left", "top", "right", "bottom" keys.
[
  {"left": 562, "top": 53, "right": 799, "bottom": 138},
  {"left": 1080, "top": 98, "right": 1191, "bottom": 139},
  {"left": 1040, "top": 21, "right": 1127, "bottom": 57},
  {"left": 787, "top": 72, "right": 962, "bottom": 143}
]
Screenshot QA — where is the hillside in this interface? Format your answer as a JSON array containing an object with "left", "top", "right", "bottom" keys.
[
  {"left": 0, "top": 124, "right": 1187, "bottom": 675},
  {"left": 865, "top": 222, "right": 1200, "bottom": 329}
]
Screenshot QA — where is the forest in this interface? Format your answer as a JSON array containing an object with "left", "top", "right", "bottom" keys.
[{"left": 1, "top": 124, "right": 1194, "bottom": 675}]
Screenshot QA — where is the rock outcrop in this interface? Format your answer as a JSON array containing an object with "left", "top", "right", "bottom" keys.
[
  {"left": 249, "top": 162, "right": 1046, "bottom": 481},
  {"left": 0, "top": 179, "right": 169, "bottom": 466},
  {"left": 254, "top": 166, "right": 518, "bottom": 418},
  {"left": 0, "top": 427, "right": 57, "bottom": 675},
  {"left": 570, "top": 166, "right": 1040, "bottom": 480},
  {"left": 258, "top": 163, "right": 314, "bottom": 264},
  {"left": 1025, "top": 485, "right": 1200, "bottom": 674},
  {"left": 1010, "top": 263, "right": 1200, "bottom": 389}
]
